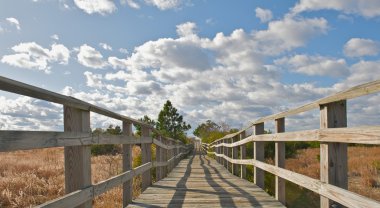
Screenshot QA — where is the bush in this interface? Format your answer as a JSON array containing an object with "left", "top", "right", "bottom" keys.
[{"left": 91, "top": 144, "right": 121, "bottom": 156}]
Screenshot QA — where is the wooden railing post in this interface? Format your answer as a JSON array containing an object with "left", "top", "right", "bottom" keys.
[
  {"left": 232, "top": 135, "right": 239, "bottom": 176},
  {"left": 227, "top": 139, "right": 232, "bottom": 172},
  {"left": 141, "top": 126, "right": 152, "bottom": 191},
  {"left": 163, "top": 138, "right": 168, "bottom": 177},
  {"left": 275, "top": 118, "right": 285, "bottom": 205},
  {"left": 122, "top": 121, "right": 133, "bottom": 206},
  {"left": 63, "top": 106, "right": 92, "bottom": 208},
  {"left": 320, "top": 100, "right": 348, "bottom": 208},
  {"left": 223, "top": 139, "right": 227, "bottom": 169},
  {"left": 254, "top": 122, "right": 265, "bottom": 189},
  {"left": 240, "top": 131, "right": 246, "bottom": 179},
  {"left": 156, "top": 135, "right": 162, "bottom": 182}
]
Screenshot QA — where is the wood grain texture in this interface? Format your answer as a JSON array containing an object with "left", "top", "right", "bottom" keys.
[
  {"left": 214, "top": 153, "right": 380, "bottom": 208},
  {"left": 63, "top": 106, "right": 92, "bottom": 208},
  {"left": 320, "top": 100, "right": 348, "bottom": 208},
  {"left": 254, "top": 123, "right": 264, "bottom": 189},
  {"left": 275, "top": 118, "right": 285, "bottom": 205},
  {"left": 0, "top": 131, "right": 151, "bottom": 152},
  {"left": 141, "top": 127, "right": 152, "bottom": 191},
  {"left": 123, "top": 121, "right": 133, "bottom": 206},
  {"left": 240, "top": 131, "right": 247, "bottom": 179},
  {"left": 128, "top": 152, "right": 285, "bottom": 208}
]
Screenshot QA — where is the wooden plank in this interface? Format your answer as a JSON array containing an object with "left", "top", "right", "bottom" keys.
[
  {"left": 254, "top": 123, "right": 264, "bottom": 189},
  {"left": 240, "top": 131, "right": 246, "bottom": 179},
  {"left": 320, "top": 100, "right": 348, "bottom": 208},
  {"left": 141, "top": 127, "right": 152, "bottom": 191},
  {"left": 232, "top": 136, "right": 239, "bottom": 176},
  {"left": 156, "top": 136, "right": 162, "bottom": 181},
  {"left": 275, "top": 118, "right": 285, "bottom": 205},
  {"left": 0, "top": 131, "right": 151, "bottom": 152},
  {"left": 123, "top": 121, "right": 133, "bottom": 206},
  {"left": 0, "top": 76, "right": 154, "bottom": 128},
  {"left": 215, "top": 154, "right": 380, "bottom": 208},
  {"left": 38, "top": 162, "right": 152, "bottom": 208},
  {"left": 63, "top": 106, "right": 92, "bottom": 208}
]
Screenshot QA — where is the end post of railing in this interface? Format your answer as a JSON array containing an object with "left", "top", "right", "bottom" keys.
[
  {"left": 253, "top": 122, "right": 265, "bottom": 189},
  {"left": 275, "top": 118, "right": 285, "bottom": 205},
  {"left": 232, "top": 135, "right": 239, "bottom": 176},
  {"left": 141, "top": 126, "right": 152, "bottom": 191},
  {"left": 240, "top": 131, "right": 246, "bottom": 179},
  {"left": 122, "top": 121, "right": 133, "bottom": 206},
  {"left": 320, "top": 100, "right": 348, "bottom": 208},
  {"left": 63, "top": 106, "right": 92, "bottom": 208}
]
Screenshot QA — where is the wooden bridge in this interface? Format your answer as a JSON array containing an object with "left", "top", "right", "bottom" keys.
[{"left": 1, "top": 76, "right": 380, "bottom": 208}]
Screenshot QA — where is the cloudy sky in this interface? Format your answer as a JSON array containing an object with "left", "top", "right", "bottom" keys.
[{"left": 0, "top": 0, "right": 380, "bottom": 133}]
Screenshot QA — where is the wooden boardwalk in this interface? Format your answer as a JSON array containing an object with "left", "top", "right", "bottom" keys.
[{"left": 128, "top": 152, "right": 285, "bottom": 207}]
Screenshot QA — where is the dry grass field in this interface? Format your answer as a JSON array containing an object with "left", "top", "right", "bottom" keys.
[
  {"left": 286, "top": 146, "right": 380, "bottom": 201},
  {"left": 1, "top": 146, "right": 379, "bottom": 207},
  {"left": 0, "top": 147, "right": 142, "bottom": 208}
]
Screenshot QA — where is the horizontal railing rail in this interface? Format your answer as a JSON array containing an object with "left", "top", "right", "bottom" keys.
[
  {"left": 206, "top": 79, "right": 380, "bottom": 208},
  {"left": 0, "top": 76, "right": 194, "bottom": 208}
]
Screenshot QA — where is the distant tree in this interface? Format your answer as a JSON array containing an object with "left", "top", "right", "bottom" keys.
[
  {"left": 134, "top": 115, "right": 156, "bottom": 136},
  {"left": 156, "top": 100, "right": 191, "bottom": 143},
  {"left": 193, "top": 120, "right": 235, "bottom": 143}
]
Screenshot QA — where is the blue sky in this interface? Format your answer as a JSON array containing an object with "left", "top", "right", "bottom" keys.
[{"left": 0, "top": 0, "right": 380, "bottom": 132}]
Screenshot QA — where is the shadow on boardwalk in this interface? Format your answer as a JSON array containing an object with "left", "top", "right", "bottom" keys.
[{"left": 127, "top": 150, "right": 285, "bottom": 208}]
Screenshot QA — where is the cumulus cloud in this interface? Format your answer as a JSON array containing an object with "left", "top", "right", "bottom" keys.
[
  {"left": 254, "top": 16, "right": 328, "bottom": 55},
  {"left": 176, "top": 22, "right": 197, "bottom": 37},
  {"left": 5, "top": 17, "right": 20, "bottom": 30},
  {"left": 121, "top": 0, "right": 140, "bottom": 9},
  {"left": 343, "top": 38, "right": 380, "bottom": 57},
  {"left": 144, "top": 0, "right": 185, "bottom": 10},
  {"left": 99, "top": 42, "right": 113, "bottom": 51},
  {"left": 292, "top": 0, "right": 380, "bottom": 18},
  {"left": 50, "top": 34, "right": 59, "bottom": 40},
  {"left": 77, "top": 44, "right": 108, "bottom": 69},
  {"left": 1, "top": 42, "right": 70, "bottom": 73},
  {"left": 74, "top": 0, "right": 116, "bottom": 15},
  {"left": 255, "top": 7, "right": 273, "bottom": 23},
  {"left": 275, "top": 54, "right": 349, "bottom": 77},
  {"left": 119, "top": 48, "right": 129, "bottom": 54},
  {"left": 84, "top": 71, "right": 104, "bottom": 88}
]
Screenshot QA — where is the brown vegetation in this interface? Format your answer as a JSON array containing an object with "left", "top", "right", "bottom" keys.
[
  {"left": 0, "top": 147, "right": 142, "bottom": 208},
  {"left": 285, "top": 146, "right": 380, "bottom": 201}
]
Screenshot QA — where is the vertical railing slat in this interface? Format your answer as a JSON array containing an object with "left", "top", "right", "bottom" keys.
[
  {"left": 254, "top": 122, "right": 265, "bottom": 189},
  {"left": 141, "top": 127, "right": 152, "bottom": 191},
  {"left": 122, "top": 121, "right": 133, "bottom": 206},
  {"left": 275, "top": 118, "right": 285, "bottom": 205},
  {"left": 320, "top": 100, "right": 348, "bottom": 208},
  {"left": 63, "top": 106, "right": 92, "bottom": 208},
  {"left": 240, "top": 131, "right": 246, "bottom": 179}
]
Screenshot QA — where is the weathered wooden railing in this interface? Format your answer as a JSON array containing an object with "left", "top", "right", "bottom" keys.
[
  {"left": 0, "top": 76, "right": 193, "bottom": 208},
  {"left": 205, "top": 80, "right": 380, "bottom": 208}
]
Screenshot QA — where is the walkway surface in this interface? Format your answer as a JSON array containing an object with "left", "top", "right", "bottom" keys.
[{"left": 127, "top": 153, "right": 285, "bottom": 208}]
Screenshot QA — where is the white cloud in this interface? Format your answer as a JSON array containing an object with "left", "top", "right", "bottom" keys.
[
  {"left": 121, "top": 0, "right": 140, "bottom": 9},
  {"left": 84, "top": 71, "right": 103, "bottom": 88},
  {"left": 108, "top": 56, "right": 128, "bottom": 69},
  {"left": 254, "top": 16, "right": 328, "bottom": 55},
  {"left": 51, "top": 34, "right": 59, "bottom": 40},
  {"left": 275, "top": 54, "right": 349, "bottom": 77},
  {"left": 5, "top": 17, "right": 20, "bottom": 30},
  {"left": 292, "top": 0, "right": 380, "bottom": 18},
  {"left": 343, "top": 38, "right": 380, "bottom": 57},
  {"left": 119, "top": 48, "right": 129, "bottom": 54},
  {"left": 176, "top": 22, "right": 197, "bottom": 37},
  {"left": 1, "top": 42, "right": 70, "bottom": 73},
  {"left": 74, "top": 0, "right": 116, "bottom": 15},
  {"left": 255, "top": 7, "right": 273, "bottom": 23},
  {"left": 144, "top": 0, "right": 185, "bottom": 10},
  {"left": 99, "top": 42, "right": 113, "bottom": 51},
  {"left": 77, "top": 44, "right": 108, "bottom": 69}
]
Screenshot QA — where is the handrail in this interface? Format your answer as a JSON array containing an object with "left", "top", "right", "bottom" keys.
[
  {"left": 210, "top": 79, "right": 380, "bottom": 144},
  {"left": 0, "top": 76, "right": 152, "bottom": 128},
  {"left": 206, "top": 79, "right": 380, "bottom": 208},
  {"left": 0, "top": 76, "right": 194, "bottom": 207}
]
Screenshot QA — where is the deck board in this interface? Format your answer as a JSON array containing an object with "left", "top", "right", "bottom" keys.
[{"left": 127, "top": 153, "right": 285, "bottom": 208}]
